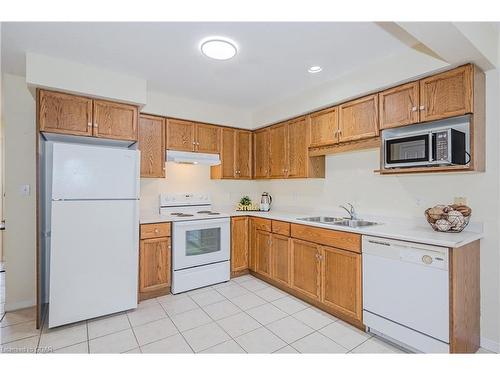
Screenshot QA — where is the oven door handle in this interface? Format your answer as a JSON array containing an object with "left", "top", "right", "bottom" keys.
[{"left": 172, "top": 217, "right": 231, "bottom": 228}]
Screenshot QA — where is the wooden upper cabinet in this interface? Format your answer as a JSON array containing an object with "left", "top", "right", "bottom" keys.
[
  {"left": 420, "top": 64, "right": 473, "bottom": 122},
  {"left": 138, "top": 115, "right": 165, "bottom": 178},
  {"left": 287, "top": 117, "right": 308, "bottom": 178},
  {"left": 379, "top": 82, "right": 420, "bottom": 130},
  {"left": 290, "top": 238, "right": 321, "bottom": 301},
  {"left": 93, "top": 100, "right": 138, "bottom": 141},
  {"left": 339, "top": 94, "right": 379, "bottom": 142},
  {"left": 196, "top": 123, "right": 220, "bottom": 154},
  {"left": 139, "top": 236, "right": 171, "bottom": 295},
  {"left": 236, "top": 130, "right": 252, "bottom": 179},
  {"left": 309, "top": 107, "right": 339, "bottom": 147},
  {"left": 38, "top": 90, "right": 93, "bottom": 136},
  {"left": 271, "top": 234, "right": 291, "bottom": 287},
  {"left": 269, "top": 122, "right": 288, "bottom": 178},
  {"left": 253, "top": 128, "right": 270, "bottom": 179},
  {"left": 220, "top": 128, "right": 236, "bottom": 178},
  {"left": 321, "top": 246, "right": 362, "bottom": 321},
  {"left": 231, "top": 217, "right": 249, "bottom": 273},
  {"left": 255, "top": 229, "right": 272, "bottom": 278},
  {"left": 166, "top": 119, "right": 195, "bottom": 151}
]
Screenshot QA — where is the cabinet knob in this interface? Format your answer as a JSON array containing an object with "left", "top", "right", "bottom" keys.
[
  {"left": 192, "top": 141, "right": 196, "bottom": 145},
  {"left": 94, "top": 123, "right": 98, "bottom": 128},
  {"left": 419, "top": 105, "right": 425, "bottom": 111},
  {"left": 154, "top": 229, "right": 159, "bottom": 233},
  {"left": 197, "top": 142, "right": 200, "bottom": 145},
  {"left": 411, "top": 106, "right": 417, "bottom": 112}
]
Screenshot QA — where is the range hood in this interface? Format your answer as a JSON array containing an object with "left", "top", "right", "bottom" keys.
[{"left": 166, "top": 150, "right": 221, "bottom": 166}]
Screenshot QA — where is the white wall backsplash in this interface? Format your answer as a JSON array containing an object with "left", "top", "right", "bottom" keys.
[{"left": 139, "top": 163, "right": 263, "bottom": 214}]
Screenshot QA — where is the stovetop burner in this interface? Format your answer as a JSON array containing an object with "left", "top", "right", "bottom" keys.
[
  {"left": 170, "top": 213, "right": 194, "bottom": 217},
  {"left": 197, "top": 210, "right": 220, "bottom": 215}
]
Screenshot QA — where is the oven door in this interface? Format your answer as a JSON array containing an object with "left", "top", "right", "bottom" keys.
[
  {"left": 172, "top": 218, "right": 230, "bottom": 270},
  {"left": 385, "top": 133, "right": 431, "bottom": 168}
]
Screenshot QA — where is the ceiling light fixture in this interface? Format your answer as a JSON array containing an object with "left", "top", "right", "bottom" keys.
[
  {"left": 308, "top": 66, "right": 323, "bottom": 73},
  {"left": 200, "top": 37, "right": 238, "bottom": 60}
]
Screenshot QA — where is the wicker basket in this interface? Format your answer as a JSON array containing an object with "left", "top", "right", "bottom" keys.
[{"left": 424, "top": 204, "right": 471, "bottom": 233}]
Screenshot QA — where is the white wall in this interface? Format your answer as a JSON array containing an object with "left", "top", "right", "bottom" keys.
[
  {"left": 143, "top": 89, "right": 253, "bottom": 129},
  {"left": 2, "top": 73, "right": 37, "bottom": 310},
  {"left": 26, "top": 53, "right": 148, "bottom": 105},
  {"left": 140, "top": 163, "right": 262, "bottom": 215}
]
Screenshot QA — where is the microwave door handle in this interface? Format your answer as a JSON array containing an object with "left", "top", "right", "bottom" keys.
[{"left": 428, "top": 133, "right": 434, "bottom": 162}]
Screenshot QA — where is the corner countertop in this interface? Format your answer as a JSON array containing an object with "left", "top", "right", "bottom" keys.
[{"left": 140, "top": 208, "right": 483, "bottom": 249}]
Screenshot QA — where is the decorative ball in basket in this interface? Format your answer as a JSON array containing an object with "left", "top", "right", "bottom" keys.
[{"left": 424, "top": 204, "right": 471, "bottom": 233}]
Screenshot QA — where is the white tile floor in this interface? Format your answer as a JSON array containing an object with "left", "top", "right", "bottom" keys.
[{"left": 0, "top": 274, "right": 496, "bottom": 354}]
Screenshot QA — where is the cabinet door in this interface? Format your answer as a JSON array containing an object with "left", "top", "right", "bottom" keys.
[
  {"left": 287, "top": 117, "right": 308, "bottom": 178},
  {"left": 231, "top": 217, "right": 249, "bottom": 273},
  {"left": 255, "top": 230, "right": 272, "bottom": 277},
  {"left": 38, "top": 90, "right": 93, "bottom": 136},
  {"left": 248, "top": 219, "right": 257, "bottom": 272},
  {"left": 196, "top": 123, "right": 220, "bottom": 154},
  {"left": 93, "top": 100, "right": 138, "bottom": 141},
  {"left": 321, "top": 246, "right": 362, "bottom": 321},
  {"left": 269, "top": 122, "right": 288, "bottom": 178},
  {"left": 339, "top": 94, "right": 379, "bottom": 142},
  {"left": 236, "top": 130, "right": 252, "bottom": 179},
  {"left": 379, "top": 82, "right": 420, "bottom": 130},
  {"left": 139, "top": 237, "right": 171, "bottom": 294},
  {"left": 309, "top": 107, "right": 338, "bottom": 147},
  {"left": 253, "top": 128, "right": 270, "bottom": 178},
  {"left": 420, "top": 64, "right": 473, "bottom": 122},
  {"left": 166, "top": 119, "right": 195, "bottom": 151},
  {"left": 139, "top": 115, "right": 165, "bottom": 178},
  {"left": 271, "top": 234, "right": 291, "bottom": 286},
  {"left": 290, "top": 239, "right": 321, "bottom": 300},
  {"left": 220, "top": 128, "right": 236, "bottom": 178}
]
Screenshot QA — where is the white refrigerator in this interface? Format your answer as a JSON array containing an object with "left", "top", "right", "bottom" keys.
[{"left": 45, "top": 141, "right": 140, "bottom": 328}]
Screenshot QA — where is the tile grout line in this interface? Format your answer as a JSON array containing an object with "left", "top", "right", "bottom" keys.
[
  {"left": 156, "top": 295, "right": 196, "bottom": 353},
  {"left": 124, "top": 311, "right": 142, "bottom": 353}
]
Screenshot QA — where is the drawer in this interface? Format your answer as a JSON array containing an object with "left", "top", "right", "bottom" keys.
[
  {"left": 140, "top": 222, "right": 171, "bottom": 239},
  {"left": 272, "top": 220, "right": 290, "bottom": 236},
  {"left": 290, "top": 223, "right": 361, "bottom": 253},
  {"left": 252, "top": 217, "right": 272, "bottom": 232}
]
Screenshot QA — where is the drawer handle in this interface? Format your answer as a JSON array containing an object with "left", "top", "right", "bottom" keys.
[{"left": 368, "top": 240, "right": 391, "bottom": 246}]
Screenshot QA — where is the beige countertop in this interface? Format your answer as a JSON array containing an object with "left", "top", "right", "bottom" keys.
[{"left": 140, "top": 208, "right": 483, "bottom": 249}]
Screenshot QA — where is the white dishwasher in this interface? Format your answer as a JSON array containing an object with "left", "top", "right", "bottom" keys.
[{"left": 362, "top": 236, "right": 450, "bottom": 353}]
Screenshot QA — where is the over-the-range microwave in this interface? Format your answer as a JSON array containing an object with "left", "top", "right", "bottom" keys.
[{"left": 384, "top": 128, "right": 468, "bottom": 169}]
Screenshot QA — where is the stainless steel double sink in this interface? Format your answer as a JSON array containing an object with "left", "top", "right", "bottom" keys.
[{"left": 297, "top": 216, "right": 379, "bottom": 228}]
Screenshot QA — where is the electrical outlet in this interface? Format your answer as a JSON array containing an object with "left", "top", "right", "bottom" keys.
[{"left": 454, "top": 196, "right": 467, "bottom": 205}]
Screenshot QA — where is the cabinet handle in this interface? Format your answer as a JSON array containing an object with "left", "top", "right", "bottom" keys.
[
  {"left": 411, "top": 106, "right": 417, "bottom": 112},
  {"left": 419, "top": 105, "right": 425, "bottom": 111},
  {"left": 94, "top": 123, "right": 98, "bottom": 128},
  {"left": 197, "top": 142, "right": 200, "bottom": 145}
]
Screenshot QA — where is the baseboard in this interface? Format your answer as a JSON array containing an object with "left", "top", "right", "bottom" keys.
[
  {"left": 4, "top": 299, "right": 36, "bottom": 312},
  {"left": 480, "top": 336, "right": 499, "bottom": 353}
]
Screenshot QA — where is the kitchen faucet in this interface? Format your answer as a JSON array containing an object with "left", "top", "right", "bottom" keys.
[{"left": 339, "top": 203, "right": 358, "bottom": 220}]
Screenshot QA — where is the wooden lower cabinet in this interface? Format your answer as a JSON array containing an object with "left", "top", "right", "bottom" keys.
[
  {"left": 255, "top": 229, "right": 272, "bottom": 277},
  {"left": 271, "top": 234, "right": 291, "bottom": 286},
  {"left": 321, "top": 246, "right": 362, "bottom": 321},
  {"left": 231, "top": 217, "right": 249, "bottom": 274},
  {"left": 243, "top": 218, "right": 363, "bottom": 327},
  {"left": 290, "top": 238, "right": 321, "bottom": 301},
  {"left": 139, "top": 223, "right": 171, "bottom": 301}
]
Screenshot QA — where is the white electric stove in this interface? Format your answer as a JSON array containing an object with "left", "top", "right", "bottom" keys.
[{"left": 160, "top": 193, "right": 230, "bottom": 294}]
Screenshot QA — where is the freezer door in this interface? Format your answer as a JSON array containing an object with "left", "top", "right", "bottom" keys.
[
  {"left": 51, "top": 142, "right": 139, "bottom": 200},
  {"left": 48, "top": 200, "right": 139, "bottom": 328}
]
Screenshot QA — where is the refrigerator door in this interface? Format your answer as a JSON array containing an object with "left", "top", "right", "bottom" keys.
[
  {"left": 51, "top": 142, "right": 139, "bottom": 200},
  {"left": 48, "top": 200, "right": 139, "bottom": 328}
]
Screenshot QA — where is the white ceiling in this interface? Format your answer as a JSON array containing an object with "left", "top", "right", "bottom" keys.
[{"left": 1, "top": 22, "right": 410, "bottom": 111}]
